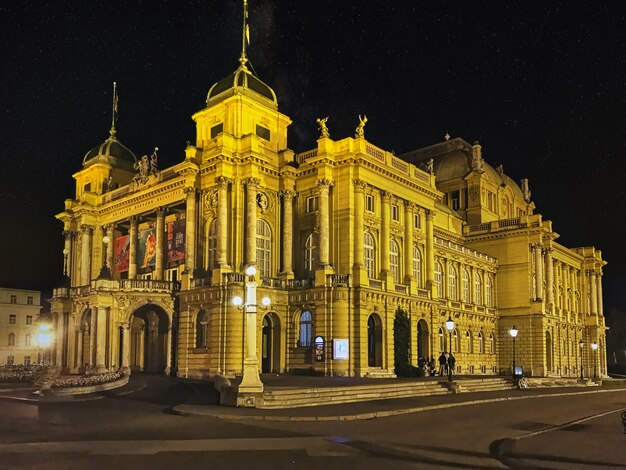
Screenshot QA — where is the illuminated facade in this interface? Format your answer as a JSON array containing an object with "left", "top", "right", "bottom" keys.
[
  {"left": 49, "top": 20, "right": 607, "bottom": 381},
  {"left": 0, "top": 288, "right": 41, "bottom": 366}
]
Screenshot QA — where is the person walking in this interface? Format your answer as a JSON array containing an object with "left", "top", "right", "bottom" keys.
[
  {"left": 438, "top": 352, "right": 446, "bottom": 377},
  {"left": 448, "top": 353, "right": 456, "bottom": 381}
]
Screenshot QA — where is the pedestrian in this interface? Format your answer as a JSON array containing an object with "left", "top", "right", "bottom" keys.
[
  {"left": 448, "top": 353, "right": 456, "bottom": 380},
  {"left": 429, "top": 357, "right": 436, "bottom": 375},
  {"left": 438, "top": 352, "right": 446, "bottom": 377}
]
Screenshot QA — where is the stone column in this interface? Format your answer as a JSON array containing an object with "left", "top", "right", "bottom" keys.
[
  {"left": 404, "top": 202, "right": 414, "bottom": 285},
  {"left": 129, "top": 217, "right": 138, "bottom": 280},
  {"left": 155, "top": 209, "right": 165, "bottom": 280},
  {"left": 380, "top": 191, "right": 391, "bottom": 276},
  {"left": 55, "top": 312, "right": 65, "bottom": 368},
  {"left": 80, "top": 225, "right": 92, "bottom": 285},
  {"left": 185, "top": 187, "right": 197, "bottom": 275},
  {"left": 545, "top": 248, "right": 554, "bottom": 308},
  {"left": 280, "top": 189, "right": 296, "bottom": 276},
  {"left": 89, "top": 309, "right": 97, "bottom": 369},
  {"left": 76, "top": 327, "right": 84, "bottom": 371},
  {"left": 425, "top": 210, "right": 435, "bottom": 290},
  {"left": 597, "top": 273, "right": 604, "bottom": 316},
  {"left": 105, "top": 225, "right": 114, "bottom": 273},
  {"left": 316, "top": 179, "right": 333, "bottom": 267},
  {"left": 353, "top": 180, "right": 366, "bottom": 269},
  {"left": 590, "top": 270, "right": 598, "bottom": 315},
  {"left": 216, "top": 176, "right": 232, "bottom": 268},
  {"left": 569, "top": 267, "right": 576, "bottom": 313},
  {"left": 95, "top": 307, "right": 108, "bottom": 371},
  {"left": 243, "top": 178, "right": 260, "bottom": 266},
  {"left": 139, "top": 326, "right": 146, "bottom": 371},
  {"left": 121, "top": 324, "right": 131, "bottom": 372},
  {"left": 534, "top": 244, "right": 543, "bottom": 300},
  {"left": 164, "top": 326, "right": 173, "bottom": 375},
  {"left": 63, "top": 230, "right": 72, "bottom": 283}
]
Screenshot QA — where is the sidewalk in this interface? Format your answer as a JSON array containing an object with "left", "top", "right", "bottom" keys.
[{"left": 174, "top": 383, "right": 626, "bottom": 422}]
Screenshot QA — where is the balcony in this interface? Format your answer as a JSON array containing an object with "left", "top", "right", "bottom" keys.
[{"left": 52, "top": 279, "right": 174, "bottom": 298}]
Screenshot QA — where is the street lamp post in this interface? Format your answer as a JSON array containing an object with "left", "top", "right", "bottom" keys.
[
  {"left": 38, "top": 322, "right": 53, "bottom": 366},
  {"left": 62, "top": 248, "right": 70, "bottom": 286},
  {"left": 97, "top": 235, "right": 111, "bottom": 279},
  {"left": 591, "top": 342, "right": 598, "bottom": 379},
  {"left": 232, "top": 265, "right": 270, "bottom": 401},
  {"left": 578, "top": 339, "right": 584, "bottom": 380},
  {"left": 445, "top": 316, "right": 455, "bottom": 381},
  {"left": 509, "top": 325, "right": 518, "bottom": 376}
]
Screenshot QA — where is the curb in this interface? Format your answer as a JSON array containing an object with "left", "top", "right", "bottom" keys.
[{"left": 173, "top": 387, "right": 626, "bottom": 422}]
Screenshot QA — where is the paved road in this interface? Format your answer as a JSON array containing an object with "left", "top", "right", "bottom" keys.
[{"left": 1, "top": 376, "right": 625, "bottom": 469}]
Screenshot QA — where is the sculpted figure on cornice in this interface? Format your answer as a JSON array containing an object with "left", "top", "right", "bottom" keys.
[{"left": 202, "top": 189, "right": 219, "bottom": 217}]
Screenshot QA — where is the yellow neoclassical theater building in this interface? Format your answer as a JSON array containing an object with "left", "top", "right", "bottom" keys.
[{"left": 49, "top": 22, "right": 607, "bottom": 384}]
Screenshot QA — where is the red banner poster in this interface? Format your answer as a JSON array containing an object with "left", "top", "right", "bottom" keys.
[
  {"left": 114, "top": 235, "right": 130, "bottom": 273},
  {"left": 167, "top": 219, "right": 185, "bottom": 264}
]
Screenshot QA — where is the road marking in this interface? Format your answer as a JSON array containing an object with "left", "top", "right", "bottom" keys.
[{"left": 0, "top": 437, "right": 359, "bottom": 457}]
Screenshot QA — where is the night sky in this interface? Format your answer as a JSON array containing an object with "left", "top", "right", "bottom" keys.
[{"left": 1, "top": 1, "right": 625, "bottom": 312}]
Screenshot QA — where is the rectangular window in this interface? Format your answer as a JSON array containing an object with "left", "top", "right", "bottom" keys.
[
  {"left": 27, "top": 296, "right": 33, "bottom": 305},
  {"left": 306, "top": 196, "right": 319, "bottom": 213},
  {"left": 450, "top": 190, "right": 460, "bottom": 210},
  {"left": 414, "top": 213, "right": 421, "bottom": 229},
  {"left": 9, "top": 314, "right": 16, "bottom": 325},
  {"left": 210, "top": 123, "right": 223, "bottom": 138},
  {"left": 10, "top": 295, "right": 16, "bottom": 304},
  {"left": 26, "top": 315, "right": 33, "bottom": 325},
  {"left": 256, "top": 124, "right": 271, "bottom": 141},
  {"left": 84, "top": 182, "right": 91, "bottom": 193},
  {"left": 365, "top": 194, "right": 374, "bottom": 212},
  {"left": 24, "top": 356, "right": 31, "bottom": 366},
  {"left": 391, "top": 204, "right": 399, "bottom": 221}
]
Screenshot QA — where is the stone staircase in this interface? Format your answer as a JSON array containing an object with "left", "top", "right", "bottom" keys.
[
  {"left": 525, "top": 377, "right": 599, "bottom": 388},
  {"left": 364, "top": 367, "right": 397, "bottom": 379},
  {"left": 449, "top": 377, "right": 516, "bottom": 393},
  {"left": 259, "top": 380, "right": 450, "bottom": 409}
]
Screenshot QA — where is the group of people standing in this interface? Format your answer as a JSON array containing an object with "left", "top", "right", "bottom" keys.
[{"left": 418, "top": 352, "right": 457, "bottom": 379}]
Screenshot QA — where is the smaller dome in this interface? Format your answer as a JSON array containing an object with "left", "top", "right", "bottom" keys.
[
  {"left": 83, "top": 132, "right": 137, "bottom": 170},
  {"left": 206, "top": 65, "right": 277, "bottom": 107}
]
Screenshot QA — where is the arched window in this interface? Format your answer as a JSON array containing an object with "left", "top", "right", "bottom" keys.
[
  {"left": 466, "top": 330, "right": 473, "bottom": 353},
  {"left": 256, "top": 220, "right": 272, "bottom": 277},
  {"left": 299, "top": 311, "right": 313, "bottom": 347},
  {"left": 489, "top": 333, "right": 495, "bottom": 354},
  {"left": 434, "top": 260, "right": 443, "bottom": 298},
  {"left": 207, "top": 219, "right": 218, "bottom": 269},
  {"left": 448, "top": 265, "right": 458, "bottom": 300},
  {"left": 485, "top": 275, "right": 492, "bottom": 307},
  {"left": 462, "top": 268, "right": 470, "bottom": 303},
  {"left": 8, "top": 333, "right": 15, "bottom": 346},
  {"left": 439, "top": 327, "right": 445, "bottom": 352},
  {"left": 364, "top": 232, "right": 376, "bottom": 279},
  {"left": 195, "top": 310, "right": 209, "bottom": 348},
  {"left": 304, "top": 233, "right": 318, "bottom": 276},
  {"left": 478, "top": 331, "right": 485, "bottom": 353},
  {"left": 25, "top": 333, "right": 31, "bottom": 347},
  {"left": 474, "top": 272, "right": 483, "bottom": 305},
  {"left": 453, "top": 329, "right": 459, "bottom": 353},
  {"left": 412, "top": 245, "right": 422, "bottom": 287},
  {"left": 389, "top": 240, "right": 400, "bottom": 283}
]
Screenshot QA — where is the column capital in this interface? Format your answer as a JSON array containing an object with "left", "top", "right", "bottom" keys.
[
  {"left": 215, "top": 176, "right": 232, "bottom": 187},
  {"left": 155, "top": 207, "right": 166, "bottom": 217},
  {"left": 184, "top": 186, "right": 197, "bottom": 196},
  {"left": 353, "top": 179, "right": 368, "bottom": 192},
  {"left": 543, "top": 247, "right": 553, "bottom": 255},
  {"left": 129, "top": 215, "right": 138, "bottom": 225},
  {"left": 80, "top": 224, "right": 93, "bottom": 234},
  {"left": 279, "top": 189, "right": 297, "bottom": 199},
  {"left": 426, "top": 209, "right": 436, "bottom": 220},
  {"left": 315, "top": 178, "right": 334, "bottom": 190},
  {"left": 404, "top": 200, "right": 416, "bottom": 211},
  {"left": 380, "top": 190, "right": 392, "bottom": 202},
  {"left": 243, "top": 177, "right": 261, "bottom": 188}
]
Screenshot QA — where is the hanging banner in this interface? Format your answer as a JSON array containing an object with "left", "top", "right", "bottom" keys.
[
  {"left": 167, "top": 219, "right": 185, "bottom": 264},
  {"left": 114, "top": 235, "right": 130, "bottom": 273},
  {"left": 138, "top": 227, "right": 157, "bottom": 269}
]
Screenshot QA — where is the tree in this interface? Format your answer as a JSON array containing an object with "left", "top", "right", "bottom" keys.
[{"left": 394, "top": 307, "right": 415, "bottom": 376}]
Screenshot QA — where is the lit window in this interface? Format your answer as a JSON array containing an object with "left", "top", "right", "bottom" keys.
[
  {"left": 485, "top": 275, "right": 493, "bottom": 307},
  {"left": 364, "top": 232, "right": 376, "bottom": 278},
  {"left": 439, "top": 327, "right": 445, "bottom": 352},
  {"left": 9, "top": 315, "right": 16, "bottom": 325},
  {"left": 453, "top": 329, "right": 459, "bottom": 353},
  {"left": 299, "top": 311, "right": 313, "bottom": 347},
  {"left": 466, "top": 331, "right": 473, "bottom": 353},
  {"left": 304, "top": 233, "right": 318, "bottom": 275},
  {"left": 196, "top": 310, "right": 209, "bottom": 348},
  {"left": 26, "top": 315, "right": 33, "bottom": 325},
  {"left": 8, "top": 333, "right": 15, "bottom": 346},
  {"left": 448, "top": 265, "right": 458, "bottom": 300},
  {"left": 10, "top": 295, "right": 16, "bottom": 304},
  {"left": 256, "top": 220, "right": 272, "bottom": 277},
  {"left": 27, "top": 296, "right": 33, "bottom": 305},
  {"left": 306, "top": 196, "right": 319, "bottom": 213},
  {"left": 474, "top": 272, "right": 483, "bottom": 305},
  {"left": 365, "top": 194, "right": 374, "bottom": 212},
  {"left": 389, "top": 240, "right": 400, "bottom": 283},
  {"left": 489, "top": 333, "right": 495, "bottom": 354},
  {"left": 434, "top": 261, "right": 443, "bottom": 298},
  {"left": 478, "top": 331, "right": 485, "bottom": 353},
  {"left": 412, "top": 245, "right": 422, "bottom": 288},
  {"left": 462, "top": 269, "right": 470, "bottom": 303},
  {"left": 207, "top": 219, "right": 218, "bottom": 269},
  {"left": 391, "top": 204, "right": 399, "bottom": 221}
]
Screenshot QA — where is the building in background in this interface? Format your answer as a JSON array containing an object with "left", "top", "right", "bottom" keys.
[
  {"left": 0, "top": 288, "right": 42, "bottom": 366},
  {"left": 48, "top": 10, "right": 607, "bottom": 382}
]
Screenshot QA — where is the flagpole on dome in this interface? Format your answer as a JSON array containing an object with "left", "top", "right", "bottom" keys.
[
  {"left": 239, "top": 0, "right": 250, "bottom": 68},
  {"left": 110, "top": 81, "right": 118, "bottom": 137}
]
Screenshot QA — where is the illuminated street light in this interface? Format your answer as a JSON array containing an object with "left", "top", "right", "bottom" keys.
[
  {"left": 579, "top": 339, "right": 584, "bottom": 380},
  {"left": 38, "top": 322, "right": 54, "bottom": 366},
  {"left": 591, "top": 342, "right": 598, "bottom": 379},
  {"left": 509, "top": 325, "right": 518, "bottom": 376},
  {"left": 97, "top": 235, "right": 111, "bottom": 279},
  {"left": 445, "top": 316, "right": 455, "bottom": 381}
]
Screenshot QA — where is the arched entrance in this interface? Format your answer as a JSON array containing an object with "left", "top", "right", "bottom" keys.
[
  {"left": 417, "top": 319, "right": 429, "bottom": 360},
  {"left": 546, "top": 331, "right": 553, "bottom": 374},
  {"left": 367, "top": 314, "right": 383, "bottom": 367},
  {"left": 128, "top": 304, "right": 170, "bottom": 374},
  {"left": 262, "top": 313, "right": 280, "bottom": 373}
]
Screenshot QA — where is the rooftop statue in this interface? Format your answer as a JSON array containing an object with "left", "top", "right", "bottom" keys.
[
  {"left": 355, "top": 114, "right": 368, "bottom": 138},
  {"left": 316, "top": 116, "right": 330, "bottom": 138}
]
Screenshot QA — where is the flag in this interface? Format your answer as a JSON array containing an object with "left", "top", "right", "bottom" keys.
[
  {"left": 244, "top": 1, "right": 250, "bottom": 46},
  {"left": 112, "top": 82, "right": 119, "bottom": 126},
  {"left": 246, "top": 24, "right": 250, "bottom": 45}
]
